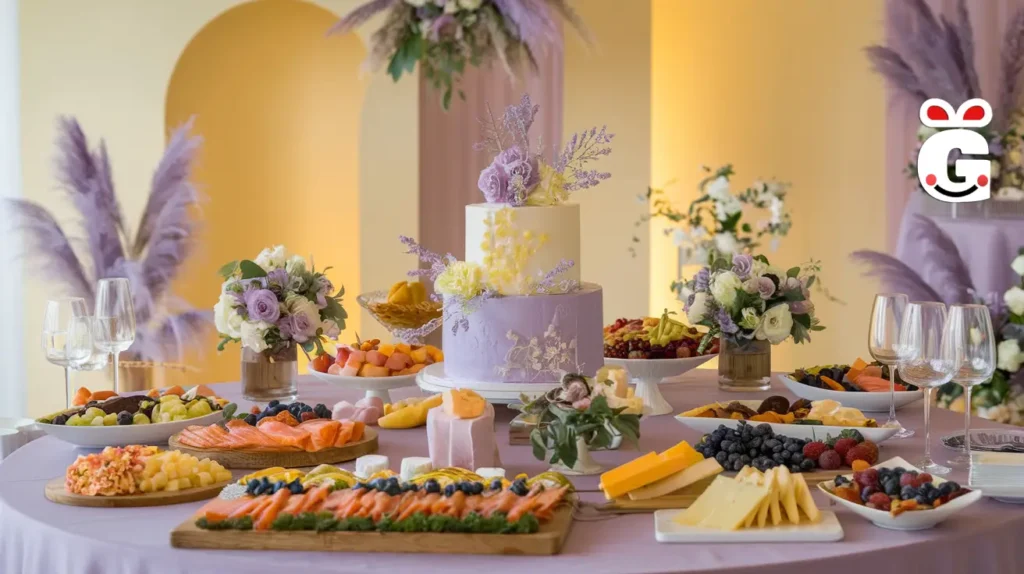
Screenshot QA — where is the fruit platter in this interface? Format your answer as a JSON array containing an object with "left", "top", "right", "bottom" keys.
[
  {"left": 818, "top": 456, "right": 982, "bottom": 531},
  {"left": 603, "top": 311, "right": 720, "bottom": 416},
  {"left": 356, "top": 280, "right": 443, "bottom": 344},
  {"left": 171, "top": 461, "right": 576, "bottom": 556},
  {"left": 308, "top": 338, "right": 444, "bottom": 403},
  {"left": 168, "top": 402, "right": 378, "bottom": 469},
  {"left": 45, "top": 445, "right": 233, "bottom": 508},
  {"left": 36, "top": 386, "right": 230, "bottom": 448},
  {"left": 778, "top": 358, "right": 923, "bottom": 413},
  {"left": 676, "top": 399, "right": 900, "bottom": 443}
]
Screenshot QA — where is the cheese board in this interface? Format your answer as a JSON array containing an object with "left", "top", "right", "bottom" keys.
[
  {"left": 655, "top": 509, "right": 844, "bottom": 542},
  {"left": 168, "top": 427, "right": 378, "bottom": 469},
  {"left": 170, "top": 504, "right": 573, "bottom": 556},
  {"left": 45, "top": 477, "right": 229, "bottom": 508}
]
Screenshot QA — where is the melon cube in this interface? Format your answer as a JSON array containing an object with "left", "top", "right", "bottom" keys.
[
  {"left": 406, "top": 363, "right": 426, "bottom": 374},
  {"left": 361, "top": 365, "right": 391, "bottom": 378},
  {"left": 340, "top": 365, "right": 360, "bottom": 377},
  {"left": 377, "top": 344, "right": 396, "bottom": 357},
  {"left": 349, "top": 350, "right": 366, "bottom": 363},
  {"left": 424, "top": 345, "right": 444, "bottom": 363},
  {"left": 410, "top": 347, "right": 429, "bottom": 364},
  {"left": 327, "top": 363, "right": 342, "bottom": 375},
  {"left": 366, "top": 350, "right": 389, "bottom": 367},
  {"left": 385, "top": 352, "right": 412, "bottom": 372},
  {"left": 395, "top": 343, "right": 412, "bottom": 355},
  {"left": 345, "top": 354, "right": 364, "bottom": 369},
  {"left": 335, "top": 346, "right": 352, "bottom": 365}
]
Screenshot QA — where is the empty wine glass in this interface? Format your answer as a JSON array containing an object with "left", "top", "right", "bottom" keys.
[
  {"left": 868, "top": 293, "right": 914, "bottom": 438},
  {"left": 941, "top": 304, "right": 996, "bottom": 470},
  {"left": 897, "top": 302, "right": 951, "bottom": 475},
  {"left": 42, "top": 297, "right": 88, "bottom": 408},
  {"left": 65, "top": 316, "right": 96, "bottom": 370},
  {"left": 94, "top": 278, "right": 136, "bottom": 394}
]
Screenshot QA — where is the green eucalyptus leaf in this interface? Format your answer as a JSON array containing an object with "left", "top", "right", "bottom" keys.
[
  {"left": 217, "top": 260, "right": 239, "bottom": 279},
  {"left": 786, "top": 266, "right": 801, "bottom": 278},
  {"left": 239, "top": 260, "right": 267, "bottom": 279}
]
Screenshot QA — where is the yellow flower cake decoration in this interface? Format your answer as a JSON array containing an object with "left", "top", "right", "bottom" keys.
[{"left": 480, "top": 207, "right": 549, "bottom": 295}]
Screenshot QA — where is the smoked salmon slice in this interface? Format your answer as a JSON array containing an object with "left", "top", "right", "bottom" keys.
[
  {"left": 254, "top": 488, "right": 291, "bottom": 530},
  {"left": 297, "top": 419, "right": 340, "bottom": 451},
  {"left": 258, "top": 421, "right": 313, "bottom": 451}
]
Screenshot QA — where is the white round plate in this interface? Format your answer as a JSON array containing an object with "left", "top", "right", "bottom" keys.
[
  {"left": 819, "top": 456, "right": 982, "bottom": 530},
  {"left": 415, "top": 363, "right": 558, "bottom": 404},
  {"left": 777, "top": 374, "right": 923, "bottom": 413},
  {"left": 966, "top": 484, "right": 1024, "bottom": 504},
  {"left": 605, "top": 355, "right": 717, "bottom": 416},
  {"left": 307, "top": 369, "right": 418, "bottom": 403},
  {"left": 674, "top": 400, "right": 900, "bottom": 444},
  {"left": 38, "top": 410, "right": 225, "bottom": 448}
]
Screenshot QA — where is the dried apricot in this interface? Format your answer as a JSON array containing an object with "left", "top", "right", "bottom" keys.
[{"left": 851, "top": 459, "right": 870, "bottom": 472}]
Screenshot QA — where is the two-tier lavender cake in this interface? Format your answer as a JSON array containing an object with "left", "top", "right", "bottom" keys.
[{"left": 404, "top": 94, "right": 614, "bottom": 388}]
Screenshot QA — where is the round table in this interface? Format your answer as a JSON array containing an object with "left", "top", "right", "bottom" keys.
[{"left": 2, "top": 373, "right": 1023, "bottom": 574}]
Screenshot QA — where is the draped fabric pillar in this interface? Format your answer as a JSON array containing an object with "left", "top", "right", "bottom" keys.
[
  {"left": 886, "top": 0, "right": 1024, "bottom": 249},
  {"left": 418, "top": 50, "right": 564, "bottom": 263}
]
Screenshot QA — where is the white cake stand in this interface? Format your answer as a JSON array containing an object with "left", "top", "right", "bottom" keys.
[
  {"left": 415, "top": 363, "right": 559, "bottom": 404},
  {"left": 308, "top": 370, "right": 417, "bottom": 403},
  {"left": 604, "top": 355, "right": 717, "bottom": 416}
]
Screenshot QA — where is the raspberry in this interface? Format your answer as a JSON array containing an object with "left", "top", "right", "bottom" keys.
[
  {"left": 833, "top": 438, "right": 858, "bottom": 458},
  {"left": 853, "top": 467, "right": 879, "bottom": 487},
  {"left": 802, "top": 441, "right": 828, "bottom": 461},
  {"left": 818, "top": 449, "right": 842, "bottom": 470},
  {"left": 845, "top": 444, "right": 874, "bottom": 467},
  {"left": 868, "top": 492, "right": 891, "bottom": 507},
  {"left": 899, "top": 472, "right": 917, "bottom": 487}
]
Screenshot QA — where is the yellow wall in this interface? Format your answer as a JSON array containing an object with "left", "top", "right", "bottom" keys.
[
  {"left": 20, "top": 0, "right": 417, "bottom": 415},
  {"left": 650, "top": 0, "right": 886, "bottom": 371}
]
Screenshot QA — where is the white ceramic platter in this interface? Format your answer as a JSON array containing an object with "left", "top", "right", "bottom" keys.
[
  {"left": 818, "top": 456, "right": 983, "bottom": 530},
  {"left": 777, "top": 374, "right": 923, "bottom": 413},
  {"left": 604, "top": 355, "right": 717, "bottom": 416},
  {"left": 308, "top": 370, "right": 418, "bottom": 403},
  {"left": 654, "top": 510, "right": 843, "bottom": 543},
  {"left": 674, "top": 400, "right": 900, "bottom": 444},
  {"left": 415, "top": 363, "right": 559, "bottom": 404},
  {"left": 38, "top": 410, "right": 225, "bottom": 448}
]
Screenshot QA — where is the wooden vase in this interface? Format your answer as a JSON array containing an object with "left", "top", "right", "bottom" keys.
[{"left": 718, "top": 338, "right": 772, "bottom": 391}]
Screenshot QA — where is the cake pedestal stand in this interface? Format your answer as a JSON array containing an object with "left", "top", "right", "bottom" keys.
[
  {"left": 415, "top": 363, "right": 559, "bottom": 404},
  {"left": 307, "top": 371, "right": 417, "bottom": 404},
  {"left": 604, "top": 355, "right": 718, "bottom": 416}
]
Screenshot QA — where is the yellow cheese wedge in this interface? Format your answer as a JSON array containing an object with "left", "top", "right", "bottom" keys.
[
  {"left": 442, "top": 388, "right": 486, "bottom": 419},
  {"left": 627, "top": 458, "right": 723, "bottom": 501},
  {"left": 600, "top": 441, "right": 700, "bottom": 500},
  {"left": 598, "top": 452, "right": 660, "bottom": 491},
  {"left": 793, "top": 474, "right": 820, "bottom": 523},
  {"left": 660, "top": 441, "right": 703, "bottom": 467},
  {"left": 774, "top": 466, "right": 801, "bottom": 525},
  {"left": 675, "top": 475, "right": 770, "bottom": 531},
  {"left": 764, "top": 468, "right": 782, "bottom": 526}
]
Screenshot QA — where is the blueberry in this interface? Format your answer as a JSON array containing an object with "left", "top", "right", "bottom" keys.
[
  {"left": 715, "top": 451, "right": 729, "bottom": 464},
  {"left": 727, "top": 453, "right": 741, "bottom": 463},
  {"left": 946, "top": 481, "right": 961, "bottom": 492},
  {"left": 884, "top": 479, "right": 900, "bottom": 496},
  {"left": 247, "top": 479, "right": 260, "bottom": 492},
  {"left": 244, "top": 414, "right": 258, "bottom": 426},
  {"left": 268, "top": 400, "right": 280, "bottom": 407},
  {"left": 893, "top": 467, "right": 906, "bottom": 475},
  {"left": 369, "top": 479, "right": 383, "bottom": 491},
  {"left": 834, "top": 476, "right": 849, "bottom": 487},
  {"left": 779, "top": 450, "right": 792, "bottom": 462},
  {"left": 731, "top": 460, "right": 744, "bottom": 471},
  {"left": 756, "top": 424, "right": 773, "bottom": 437},
  {"left": 424, "top": 479, "right": 441, "bottom": 494},
  {"left": 470, "top": 482, "right": 484, "bottom": 495},
  {"left": 800, "top": 459, "right": 816, "bottom": 472},
  {"left": 915, "top": 494, "right": 930, "bottom": 504},
  {"left": 790, "top": 453, "right": 804, "bottom": 464},
  {"left": 739, "top": 455, "right": 751, "bottom": 465},
  {"left": 443, "top": 484, "right": 456, "bottom": 497},
  {"left": 901, "top": 485, "right": 918, "bottom": 500},
  {"left": 116, "top": 411, "right": 133, "bottom": 426},
  {"left": 938, "top": 482, "right": 954, "bottom": 496},
  {"left": 289, "top": 481, "right": 304, "bottom": 495},
  {"left": 490, "top": 479, "right": 503, "bottom": 491},
  {"left": 748, "top": 448, "right": 758, "bottom": 458},
  {"left": 720, "top": 440, "right": 733, "bottom": 452},
  {"left": 386, "top": 483, "right": 402, "bottom": 496},
  {"left": 772, "top": 453, "right": 785, "bottom": 464},
  {"left": 406, "top": 483, "right": 420, "bottom": 492},
  {"left": 354, "top": 482, "right": 368, "bottom": 490},
  {"left": 787, "top": 443, "right": 801, "bottom": 453}
]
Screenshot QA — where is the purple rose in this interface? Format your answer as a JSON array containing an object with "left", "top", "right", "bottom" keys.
[
  {"left": 731, "top": 254, "right": 753, "bottom": 279},
  {"left": 266, "top": 269, "right": 288, "bottom": 288},
  {"left": 289, "top": 312, "right": 315, "bottom": 343},
  {"left": 757, "top": 277, "right": 776, "bottom": 299},
  {"left": 789, "top": 300, "right": 814, "bottom": 315},
  {"left": 315, "top": 276, "right": 333, "bottom": 308},
  {"left": 496, "top": 146, "right": 539, "bottom": 205},
  {"left": 245, "top": 289, "right": 280, "bottom": 323},
  {"left": 783, "top": 276, "right": 802, "bottom": 292},
  {"left": 716, "top": 308, "right": 739, "bottom": 335},
  {"left": 694, "top": 267, "right": 711, "bottom": 292},
  {"left": 477, "top": 161, "right": 510, "bottom": 203},
  {"left": 276, "top": 315, "right": 294, "bottom": 339}
]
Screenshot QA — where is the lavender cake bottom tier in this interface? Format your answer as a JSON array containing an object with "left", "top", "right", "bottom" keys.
[{"left": 441, "top": 283, "right": 605, "bottom": 384}]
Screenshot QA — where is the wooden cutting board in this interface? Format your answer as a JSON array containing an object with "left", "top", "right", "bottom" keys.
[
  {"left": 170, "top": 505, "right": 573, "bottom": 555},
  {"left": 167, "top": 427, "right": 378, "bottom": 469},
  {"left": 45, "top": 478, "right": 228, "bottom": 508},
  {"left": 598, "top": 469, "right": 838, "bottom": 513}
]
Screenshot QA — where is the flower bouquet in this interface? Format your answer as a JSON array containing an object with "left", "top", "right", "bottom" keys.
[
  {"left": 214, "top": 246, "right": 348, "bottom": 402},
  {"left": 330, "top": 0, "right": 589, "bottom": 109},
  {"left": 516, "top": 372, "right": 641, "bottom": 475},
  {"left": 680, "top": 253, "right": 825, "bottom": 391}
]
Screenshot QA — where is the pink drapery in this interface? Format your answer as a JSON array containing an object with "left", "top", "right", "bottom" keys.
[{"left": 885, "top": 0, "right": 1024, "bottom": 249}]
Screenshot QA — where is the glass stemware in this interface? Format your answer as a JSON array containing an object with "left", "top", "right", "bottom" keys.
[
  {"left": 868, "top": 293, "right": 914, "bottom": 438},
  {"left": 896, "top": 302, "right": 952, "bottom": 475},
  {"left": 941, "top": 304, "right": 996, "bottom": 470},
  {"left": 94, "top": 278, "right": 136, "bottom": 394},
  {"left": 42, "top": 297, "right": 88, "bottom": 409}
]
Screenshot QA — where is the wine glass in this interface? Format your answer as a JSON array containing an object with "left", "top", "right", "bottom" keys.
[
  {"left": 868, "top": 293, "right": 914, "bottom": 438},
  {"left": 65, "top": 316, "right": 97, "bottom": 370},
  {"left": 896, "top": 302, "right": 951, "bottom": 475},
  {"left": 42, "top": 297, "right": 88, "bottom": 408},
  {"left": 941, "top": 304, "right": 996, "bottom": 470},
  {"left": 94, "top": 278, "right": 136, "bottom": 394}
]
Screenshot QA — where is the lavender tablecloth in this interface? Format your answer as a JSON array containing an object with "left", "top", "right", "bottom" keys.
[
  {"left": 2, "top": 372, "right": 1023, "bottom": 574},
  {"left": 896, "top": 194, "right": 1024, "bottom": 299}
]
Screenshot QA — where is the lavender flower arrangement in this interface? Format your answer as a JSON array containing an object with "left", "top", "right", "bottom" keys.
[
  {"left": 7, "top": 116, "right": 210, "bottom": 363},
  {"left": 214, "top": 246, "right": 347, "bottom": 357},
  {"left": 329, "top": 0, "right": 590, "bottom": 109},
  {"left": 475, "top": 94, "right": 614, "bottom": 206}
]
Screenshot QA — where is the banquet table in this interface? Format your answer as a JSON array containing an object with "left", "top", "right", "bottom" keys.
[{"left": 2, "top": 372, "right": 1023, "bottom": 574}]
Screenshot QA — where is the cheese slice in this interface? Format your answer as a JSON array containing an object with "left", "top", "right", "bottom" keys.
[
  {"left": 661, "top": 441, "right": 703, "bottom": 467},
  {"left": 793, "top": 474, "right": 820, "bottom": 523},
  {"left": 675, "top": 475, "right": 770, "bottom": 531},
  {"left": 627, "top": 458, "right": 723, "bottom": 501},
  {"left": 774, "top": 466, "right": 800, "bottom": 525},
  {"left": 600, "top": 441, "right": 702, "bottom": 500},
  {"left": 764, "top": 468, "right": 782, "bottom": 526},
  {"left": 598, "top": 452, "right": 659, "bottom": 491}
]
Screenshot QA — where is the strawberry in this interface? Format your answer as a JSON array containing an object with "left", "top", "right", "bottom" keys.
[
  {"left": 802, "top": 441, "right": 828, "bottom": 461},
  {"left": 833, "top": 437, "right": 858, "bottom": 458},
  {"left": 845, "top": 444, "right": 874, "bottom": 467}
]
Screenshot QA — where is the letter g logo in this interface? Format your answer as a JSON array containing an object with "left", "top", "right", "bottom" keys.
[{"left": 916, "top": 98, "right": 993, "bottom": 203}]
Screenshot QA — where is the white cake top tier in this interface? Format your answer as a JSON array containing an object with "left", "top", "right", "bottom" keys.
[{"left": 464, "top": 203, "right": 581, "bottom": 296}]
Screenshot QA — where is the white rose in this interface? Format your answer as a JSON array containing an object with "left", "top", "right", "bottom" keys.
[
  {"left": 751, "top": 260, "right": 767, "bottom": 278},
  {"left": 714, "top": 233, "right": 739, "bottom": 255},
  {"left": 213, "top": 293, "right": 243, "bottom": 339},
  {"left": 286, "top": 293, "right": 321, "bottom": 326},
  {"left": 285, "top": 254, "right": 307, "bottom": 275},
  {"left": 743, "top": 278, "right": 760, "bottom": 294},
  {"left": 687, "top": 292, "right": 711, "bottom": 324},
  {"left": 320, "top": 318, "right": 341, "bottom": 339},
  {"left": 677, "top": 284, "right": 694, "bottom": 302},
  {"left": 753, "top": 303, "right": 793, "bottom": 344},
  {"left": 739, "top": 307, "right": 760, "bottom": 330},
  {"left": 457, "top": 0, "right": 483, "bottom": 9},
  {"left": 715, "top": 196, "right": 743, "bottom": 221},
  {"left": 998, "top": 339, "right": 1024, "bottom": 372},
  {"left": 706, "top": 176, "right": 730, "bottom": 202},
  {"left": 710, "top": 271, "right": 743, "bottom": 309},
  {"left": 240, "top": 320, "right": 271, "bottom": 353},
  {"left": 1012, "top": 255, "right": 1024, "bottom": 277},
  {"left": 255, "top": 245, "right": 289, "bottom": 270},
  {"left": 1005, "top": 286, "right": 1024, "bottom": 316}
]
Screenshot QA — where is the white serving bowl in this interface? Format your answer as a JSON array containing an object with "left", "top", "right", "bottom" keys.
[
  {"left": 777, "top": 374, "right": 923, "bottom": 413},
  {"left": 818, "top": 456, "right": 983, "bottom": 531},
  {"left": 604, "top": 354, "right": 717, "bottom": 416},
  {"left": 308, "top": 370, "right": 419, "bottom": 404},
  {"left": 38, "top": 410, "right": 225, "bottom": 448}
]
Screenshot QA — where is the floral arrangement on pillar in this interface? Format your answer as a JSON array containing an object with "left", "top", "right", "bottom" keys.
[{"left": 329, "top": 0, "right": 589, "bottom": 109}]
